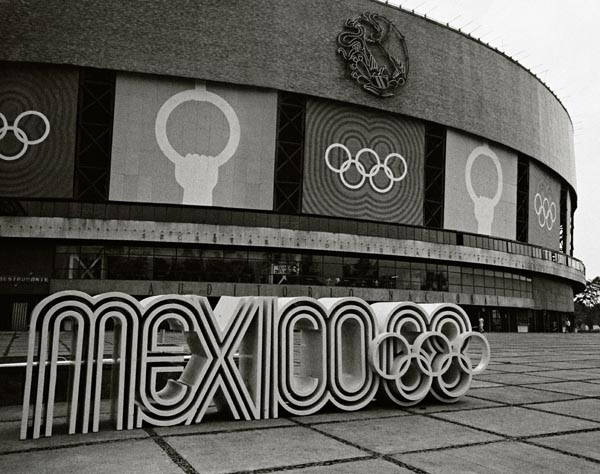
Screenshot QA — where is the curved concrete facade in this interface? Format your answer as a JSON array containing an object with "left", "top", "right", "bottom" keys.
[
  {"left": 0, "top": 0, "right": 576, "bottom": 190},
  {"left": 0, "top": 0, "right": 583, "bottom": 332}
]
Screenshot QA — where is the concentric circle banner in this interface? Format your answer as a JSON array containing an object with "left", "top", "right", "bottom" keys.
[
  {"left": 21, "top": 292, "right": 489, "bottom": 439},
  {"left": 303, "top": 98, "right": 424, "bottom": 224},
  {"left": 0, "top": 63, "right": 78, "bottom": 198}
]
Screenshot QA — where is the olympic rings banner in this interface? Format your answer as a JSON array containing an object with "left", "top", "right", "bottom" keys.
[
  {"left": 303, "top": 98, "right": 425, "bottom": 224},
  {"left": 528, "top": 161, "right": 561, "bottom": 250},
  {"left": 0, "top": 63, "right": 78, "bottom": 198},
  {"left": 21, "top": 291, "right": 490, "bottom": 440}
]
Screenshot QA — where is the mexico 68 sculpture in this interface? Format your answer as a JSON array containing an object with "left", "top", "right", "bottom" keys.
[{"left": 20, "top": 292, "right": 490, "bottom": 439}]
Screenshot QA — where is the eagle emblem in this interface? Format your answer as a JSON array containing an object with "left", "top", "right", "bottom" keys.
[{"left": 337, "top": 12, "right": 409, "bottom": 97}]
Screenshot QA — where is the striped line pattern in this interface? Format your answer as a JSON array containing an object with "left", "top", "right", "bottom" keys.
[
  {"left": 21, "top": 292, "right": 489, "bottom": 439},
  {"left": 0, "top": 63, "right": 78, "bottom": 198},
  {"left": 302, "top": 98, "right": 424, "bottom": 224}
]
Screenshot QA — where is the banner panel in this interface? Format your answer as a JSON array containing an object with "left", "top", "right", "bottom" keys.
[
  {"left": 444, "top": 129, "right": 517, "bottom": 239},
  {"left": 302, "top": 98, "right": 424, "bottom": 225},
  {"left": 109, "top": 74, "right": 277, "bottom": 209},
  {"left": 528, "top": 161, "right": 561, "bottom": 250},
  {"left": 0, "top": 63, "right": 78, "bottom": 198}
]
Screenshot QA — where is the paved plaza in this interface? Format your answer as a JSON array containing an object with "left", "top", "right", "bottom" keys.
[{"left": 2, "top": 333, "right": 600, "bottom": 473}]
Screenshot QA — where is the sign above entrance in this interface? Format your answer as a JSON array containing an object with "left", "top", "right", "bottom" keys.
[{"left": 337, "top": 12, "right": 409, "bottom": 97}]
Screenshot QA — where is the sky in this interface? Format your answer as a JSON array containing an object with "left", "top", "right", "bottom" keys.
[{"left": 380, "top": 0, "right": 600, "bottom": 280}]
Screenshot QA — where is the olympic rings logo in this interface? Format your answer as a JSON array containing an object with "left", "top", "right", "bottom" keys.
[
  {"left": 324, "top": 143, "right": 408, "bottom": 194},
  {"left": 534, "top": 189, "right": 557, "bottom": 230},
  {"left": 368, "top": 329, "right": 489, "bottom": 404},
  {"left": 0, "top": 111, "right": 50, "bottom": 161}
]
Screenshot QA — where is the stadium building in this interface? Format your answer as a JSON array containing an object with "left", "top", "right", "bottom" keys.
[{"left": 0, "top": 0, "right": 585, "bottom": 333}]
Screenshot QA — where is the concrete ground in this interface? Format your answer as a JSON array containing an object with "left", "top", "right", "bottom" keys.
[{"left": 2, "top": 333, "right": 600, "bottom": 473}]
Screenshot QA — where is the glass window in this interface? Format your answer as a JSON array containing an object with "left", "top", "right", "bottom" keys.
[
  {"left": 105, "top": 246, "right": 128, "bottom": 256},
  {"left": 106, "top": 254, "right": 131, "bottom": 279},
  {"left": 378, "top": 264, "right": 396, "bottom": 289},
  {"left": 128, "top": 246, "right": 152, "bottom": 256},
  {"left": 154, "top": 247, "right": 176, "bottom": 256},
  {"left": 448, "top": 272, "right": 461, "bottom": 285},
  {"left": 154, "top": 255, "right": 177, "bottom": 280},
  {"left": 178, "top": 248, "right": 202, "bottom": 258},
  {"left": 323, "top": 262, "right": 343, "bottom": 286},
  {"left": 127, "top": 256, "right": 153, "bottom": 280},
  {"left": 204, "top": 249, "right": 223, "bottom": 259}
]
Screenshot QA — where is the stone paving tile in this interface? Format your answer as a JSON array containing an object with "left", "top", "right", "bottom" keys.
[
  {"left": 467, "top": 385, "right": 579, "bottom": 404},
  {"left": 0, "top": 405, "right": 24, "bottom": 422},
  {"left": 155, "top": 416, "right": 294, "bottom": 436},
  {"left": 527, "top": 361, "right": 596, "bottom": 370},
  {"left": 283, "top": 458, "right": 414, "bottom": 473},
  {"left": 0, "top": 439, "right": 180, "bottom": 474},
  {"left": 315, "top": 414, "right": 501, "bottom": 454},
  {"left": 526, "top": 399, "right": 600, "bottom": 423},
  {"left": 434, "top": 406, "right": 600, "bottom": 437},
  {"left": 405, "top": 396, "right": 500, "bottom": 414},
  {"left": 521, "top": 381, "right": 600, "bottom": 397},
  {"left": 579, "top": 367, "right": 600, "bottom": 375},
  {"left": 485, "top": 363, "right": 544, "bottom": 373},
  {"left": 530, "top": 370, "right": 600, "bottom": 381},
  {"left": 474, "top": 372, "right": 563, "bottom": 385},
  {"left": 165, "top": 426, "right": 368, "bottom": 474},
  {"left": 0, "top": 419, "right": 148, "bottom": 454},
  {"left": 4, "top": 333, "right": 600, "bottom": 473},
  {"left": 532, "top": 430, "right": 600, "bottom": 462},
  {"left": 290, "top": 406, "right": 409, "bottom": 425},
  {"left": 469, "top": 379, "right": 503, "bottom": 388},
  {"left": 395, "top": 440, "right": 600, "bottom": 474}
]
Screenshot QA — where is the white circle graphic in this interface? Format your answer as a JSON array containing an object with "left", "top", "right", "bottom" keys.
[
  {"left": 465, "top": 144, "right": 503, "bottom": 206},
  {"left": 534, "top": 191, "right": 557, "bottom": 230},
  {"left": 324, "top": 143, "right": 408, "bottom": 194},
  {"left": 155, "top": 83, "right": 240, "bottom": 167},
  {"left": 0, "top": 110, "right": 51, "bottom": 161}
]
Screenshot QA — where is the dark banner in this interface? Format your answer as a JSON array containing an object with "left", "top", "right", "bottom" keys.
[
  {"left": 529, "top": 161, "right": 561, "bottom": 250},
  {"left": 302, "top": 99, "right": 424, "bottom": 224},
  {"left": 0, "top": 63, "right": 78, "bottom": 198}
]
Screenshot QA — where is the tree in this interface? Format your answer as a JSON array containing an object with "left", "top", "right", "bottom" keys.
[
  {"left": 574, "top": 277, "right": 600, "bottom": 330},
  {"left": 574, "top": 277, "right": 600, "bottom": 308}
]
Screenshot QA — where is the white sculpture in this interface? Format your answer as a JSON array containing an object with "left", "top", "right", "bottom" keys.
[{"left": 21, "top": 292, "right": 490, "bottom": 439}]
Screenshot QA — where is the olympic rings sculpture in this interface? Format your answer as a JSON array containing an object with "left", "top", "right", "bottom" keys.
[
  {"left": 324, "top": 143, "right": 408, "bottom": 194},
  {"left": 0, "top": 111, "right": 50, "bottom": 161},
  {"left": 534, "top": 188, "right": 557, "bottom": 230},
  {"left": 21, "top": 292, "right": 490, "bottom": 439}
]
